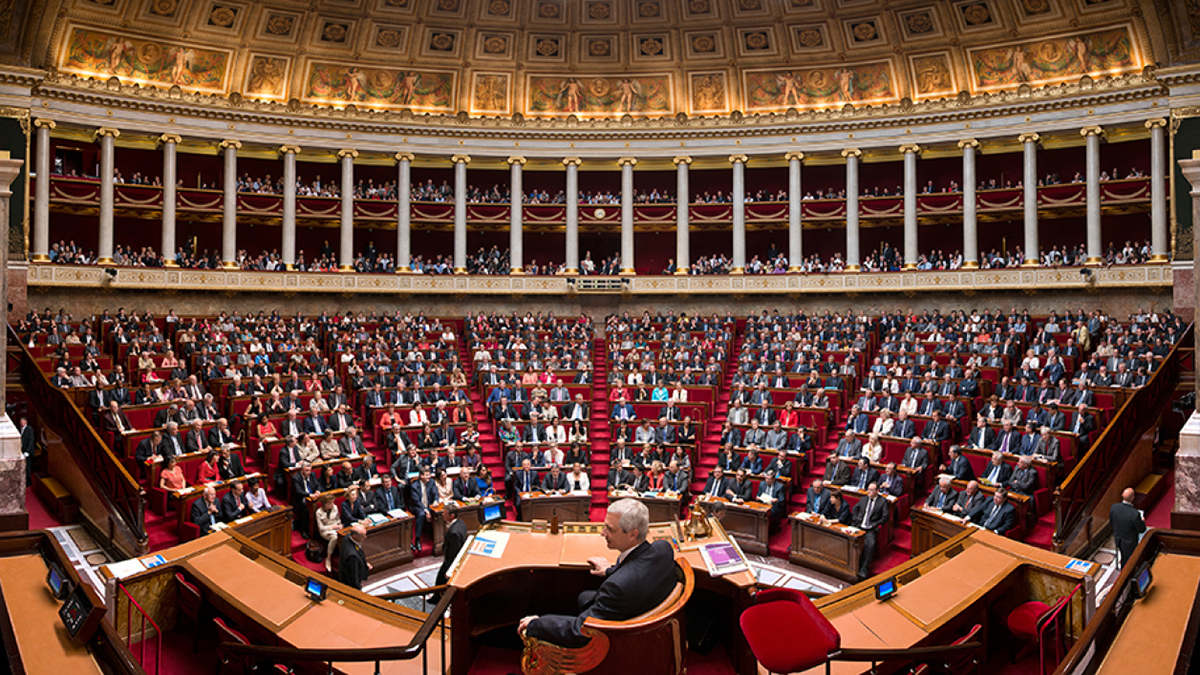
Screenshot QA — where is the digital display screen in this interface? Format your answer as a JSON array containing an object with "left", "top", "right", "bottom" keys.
[
  {"left": 875, "top": 578, "right": 897, "bottom": 601},
  {"left": 46, "top": 564, "right": 70, "bottom": 600},
  {"left": 48, "top": 568, "right": 64, "bottom": 595},
  {"left": 482, "top": 503, "right": 503, "bottom": 523},
  {"left": 1136, "top": 567, "right": 1152, "bottom": 596},
  {"left": 305, "top": 577, "right": 327, "bottom": 601}
]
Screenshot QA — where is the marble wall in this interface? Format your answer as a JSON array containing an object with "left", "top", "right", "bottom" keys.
[{"left": 26, "top": 286, "right": 1175, "bottom": 323}]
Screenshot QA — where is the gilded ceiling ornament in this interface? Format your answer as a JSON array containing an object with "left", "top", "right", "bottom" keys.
[
  {"left": 1022, "top": 0, "right": 1050, "bottom": 14},
  {"left": 437, "top": 0, "right": 460, "bottom": 11},
  {"left": 266, "top": 14, "right": 294, "bottom": 36},
  {"left": 640, "top": 38, "right": 663, "bottom": 56},
  {"left": 691, "top": 72, "right": 725, "bottom": 110},
  {"left": 852, "top": 22, "right": 877, "bottom": 41},
  {"left": 904, "top": 14, "right": 932, "bottom": 34},
  {"left": 692, "top": 35, "right": 716, "bottom": 53},
  {"left": 739, "top": 0, "right": 763, "bottom": 9},
  {"left": 323, "top": 23, "right": 348, "bottom": 42},
  {"left": 589, "top": 40, "right": 611, "bottom": 57},
  {"left": 688, "top": 0, "right": 711, "bottom": 15},
  {"left": 638, "top": 2, "right": 660, "bottom": 18},
  {"left": 538, "top": 3, "right": 561, "bottom": 19},
  {"left": 487, "top": 0, "right": 511, "bottom": 15},
  {"left": 383, "top": 0, "right": 410, "bottom": 6},
  {"left": 150, "top": 0, "right": 178, "bottom": 17},
  {"left": 588, "top": 2, "right": 611, "bottom": 20},
  {"left": 913, "top": 55, "right": 951, "bottom": 94},
  {"left": 138, "top": 42, "right": 163, "bottom": 65},
  {"left": 483, "top": 36, "right": 507, "bottom": 53},
  {"left": 962, "top": 4, "right": 992, "bottom": 25},
  {"left": 430, "top": 32, "right": 455, "bottom": 51},
  {"left": 745, "top": 32, "right": 769, "bottom": 50},
  {"left": 246, "top": 56, "right": 285, "bottom": 97},
  {"left": 587, "top": 78, "right": 610, "bottom": 97},
  {"left": 535, "top": 38, "right": 559, "bottom": 56},
  {"left": 796, "top": 29, "right": 822, "bottom": 47},
  {"left": 209, "top": 6, "right": 237, "bottom": 28},
  {"left": 376, "top": 29, "right": 403, "bottom": 48},
  {"left": 369, "top": 69, "right": 395, "bottom": 89}
]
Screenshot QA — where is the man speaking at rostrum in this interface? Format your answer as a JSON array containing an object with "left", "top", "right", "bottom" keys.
[{"left": 518, "top": 499, "right": 676, "bottom": 647}]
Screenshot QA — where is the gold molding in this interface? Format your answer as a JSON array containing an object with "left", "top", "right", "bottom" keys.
[
  {"left": 279, "top": 145, "right": 301, "bottom": 155},
  {"left": 219, "top": 139, "right": 242, "bottom": 150},
  {"left": 451, "top": 154, "right": 471, "bottom": 164},
  {"left": 562, "top": 157, "right": 582, "bottom": 167},
  {"left": 957, "top": 138, "right": 980, "bottom": 150},
  {"left": 898, "top": 144, "right": 922, "bottom": 155},
  {"left": 784, "top": 152, "right": 804, "bottom": 162},
  {"left": 507, "top": 156, "right": 527, "bottom": 165},
  {"left": 157, "top": 133, "right": 182, "bottom": 146},
  {"left": 93, "top": 127, "right": 120, "bottom": 141},
  {"left": 1017, "top": 133, "right": 1041, "bottom": 145},
  {"left": 337, "top": 148, "right": 359, "bottom": 159},
  {"left": 617, "top": 157, "right": 638, "bottom": 166},
  {"left": 33, "top": 119, "right": 56, "bottom": 130},
  {"left": 1145, "top": 118, "right": 1168, "bottom": 130},
  {"left": 672, "top": 156, "right": 692, "bottom": 165},
  {"left": 1079, "top": 125, "right": 1105, "bottom": 139},
  {"left": 395, "top": 152, "right": 415, "bottom": 162},
  {"left": 841, "top": 148, "right": 862, "bottom": 159}
]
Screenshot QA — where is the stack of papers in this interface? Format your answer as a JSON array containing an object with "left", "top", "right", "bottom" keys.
[
  {"left": 469, "top": 531, "right": 510, "bottom": 559},
  {"left": 699, "top": 542, "right": 748, "bottom": 577}
]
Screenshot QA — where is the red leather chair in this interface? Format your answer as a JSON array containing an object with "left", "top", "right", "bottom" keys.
[
  {"left": 1006, "top": 585, "right": 1080, "bottom": 675},
  {"left": 739, "top": 588, "right": 840, "bottom": 674},
  {"left": 175, "top": 572, "right": 203, "bottom": 653}
]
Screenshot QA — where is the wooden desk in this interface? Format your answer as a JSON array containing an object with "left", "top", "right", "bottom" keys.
[
  {"left": 432, "top": 497, "right": 503, "bottom": 555},
  {"left": 909, "top": 506, "right": 970, "bottom": 556},
  {"left": 0, "top": 555, "right": 104, "bottom": 675},
  {"left": 696, "top": 496, "right": 771, "bottom": 555},
  {"left": 229, "top": 506, "right": 293, "bottom": 557},
  {"left": 788, "top": 512, "right": 866, "bottom": 583},
  {"left": 517, "top": 492, "right": 591, "bottom": 522},
  {"left": 1095, "top": 553, "right": 1200, "bottom": 675},
  {"left": 339, "top": 513, "right": 414, "bottom": 572},
  {"left": 607, "top": 489, "right": 682, "bottom": 522}
]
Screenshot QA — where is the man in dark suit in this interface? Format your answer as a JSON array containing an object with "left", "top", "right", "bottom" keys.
[
  {"left": 541, "top": 464, "right": 570, "bottom": 493},
  {"left": 899, "top": 439, "right": 929, "bottom": 473},
  {"left": 1110, "top": 487, "right": 1146, "bottom": 568},
  {"left": 850, "top": 483, "right": 889, "bottom": 580},
  {"left": 521, "top": 499, "right": 677, "bottom": 647},
  {"left": 291, "top": 462, "right": 320, "bottom": 536},
  {"left": 217, "top": 446, "right": 245, "bottom": 481},
  {"left": 452, "top": 470, "right": 480, "bottom": 500},
  {"left": 968, "top": 487, "right": 1017, "bottom": 536},
  {"left": 207, "top": 418, "right": 233, "bottom": 447},
  {"left": 373, "top": 473, "right": 404, "bottom": 513},
  {"left": 967, "top": 416, "right": 994, "bottom": 449},
  {"left": 822, "top": 492, "right": 851, "bottom": 525},
  {"left": 724, "top": 469, "right": 754, "bottom": 502},
  {"left": 191, "top": 486, "right": 221, "bottom": 535},
  {"left": 943, "top": 445, "right": 975, "bottom": 482},
  {"left": 822, "top": 455, "right": 852, "bottom": 486},
  {"left": 1004, "top": 455, "right": 1038, "bottom": 495},
  {"left": 925, "top": 476, "right": 959, "bottom": 511},
  {"left": 756, "top": 471, "right": 787, "bottom": 520},
  {"left": 159, "top": 422, "right": 185, "bottom": 459},
  {"left": 135, "top": 430, "right": 164, "bottom": 463},
  {"left": 435, "top": 508, "right": 469, "bottom": 587},
  {"left": 219, "top": 481, "right": 250, "bottom": 522},
  {"left": 805, "top": 479, "right": 830, "bottom": 514},
  {"left": 701, "top": 467, "right": 729, "bottom": 498},
  {"left": 337, "top": 524, "right": 370, "bottom": 590},
  {"left": 848, "top": 458, "right": 879, "bottom": 491},
  {"left": 410, "top": 468, "right": 439, "bottom": 551},
  {"left": 951, "top": 480, "right": 986, "bottom": 517},
  {"left": 988, "top": 420, "right": 1021, "bottom": 455},
  {"left": 979, "top": 451, "right": 1012, "bottom": 485},
  {"left": 921, "top": 411, "right": 951, "bottom": 443}
]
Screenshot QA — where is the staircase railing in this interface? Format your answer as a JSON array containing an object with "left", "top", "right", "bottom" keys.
[
  {"left": 8, "top": 325, "right": 147, "bottom": 552},
  {"left": 1052, "top": 324, "right": 1192, "bottom": 554},
  {"left": 117, "top": 582, "right": 161, "bottom": 675},
  {"left": 216, "top": 586, "right": 455, "bottom": 674}
]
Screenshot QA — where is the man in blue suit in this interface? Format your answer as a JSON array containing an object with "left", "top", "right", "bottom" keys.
[
  {"left": 610, "top": 397, "right": 636, "bottom": 421},
  {"left": 520, "top": 500, "right": 677, "bottom": 647},
  {"left": 409, "top": 467, "right": 440, "bottom": 552}
]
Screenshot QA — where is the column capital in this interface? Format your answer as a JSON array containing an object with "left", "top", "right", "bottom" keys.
[
  {"left": 507, "top": 156, "right": 527, "bottom": 165},
  {"left": 278, "top": 145, "right": 301, "bottom": 156},
  {"left": 337, "top": 148, "right": 359, "bottom": 159},
  {"left": 728, "top": 154, "right": 748, "bottom": 165},
  {"left": 898, "top": 144, "right": 922, "bottom": 155},
  {"left": 1079, "top": 126, "right": 1105, "bottom": 139},
  {"left": 219, "top": 139, "right": 242, "bottom": 150},
  {"left": 451, "top": 154, "right": 471, "bottom": 165},
  {"left": 33, "top": 119, "right": 56, "bottom": 130},
  {"left": 672, "top": 155, "right": 692, "bottom": 165},
  {"left": 1145, "top": 118, "right": 1168, "bottom": 130},
  {"left": 93, "top": 127, "right": 120, "bottom": 141},
  {"left": 784, "top": 151, "right": 804, "bottom": 162},
  {"left": 841, "top": 148, "right": 862, "bottom": 159},
  {"left": 562, "top": 157, "right": 582, "bottom": 167},
  {"left": 617, "top": 157, "right": 638, "bottom": 166},
  {"left": 157, "top": 133, "right": 182, "bottom": 146},
  {"left": 1017, "top": 132, "right": 1041, "bottom": 145},
  {"left": 957, "top": 138, "right": 980, "bottom": 150},
  {"left": 394, "top": 152, "right": 415, "bottom": 163}
]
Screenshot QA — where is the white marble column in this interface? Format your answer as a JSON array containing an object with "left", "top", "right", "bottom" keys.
[
  {"left": 563, "top": 157, "right": 581, "bottom": 274},
  {"left": 618, "top": 157, "right": 637, "bottom": 275},
  {"left": 452, "top": 154, "right": 470, "bottom": 274},
  {"left": 1082, "top": 126, "right": 1105, "bottom": 265},
  {"left": 673, "top": 156, "right": 691, "bottom": 274},
  {"left": 338, "top": 149, "right": 357, "bottom": 271},
  {"left": 959, "top": 138, "right": 980, "bottom": 269},
  {"left": 900, "top": 144, "right": 921, "bottom": 269},
  {"left": 158, "top": 134, "right": 181, "bottom": 267},
  {"left": 395, "top": 152, "right": 413, "bottom": 272},
  {"left": 730, "top": 154, "right": 748, "bottom": 274},
  {"left": 1148, "top": 119, "right": 1169, "bottom": 262},
  {"left": 1019, "top": 133, "right": 1040, "bottom": 266},
  {"left": 843, "top": 148, "right": 862, "bottom": 271},
  {"left": 279, "top": 145, "right": 299, "bottom": 269},
  {"left": 507, "top": 156, "right": 525, "bottom": 274},
  {"left": 0, "top": 158, "right": 24, "bottom": 501},
  {"left": 95, "top": 127, "right": 119, "bottom": 265},
  {"left": 31, "top": 119, "right": 54, "bottom": 262},
  {"left": 786, "top": 151, "right": 803, "bottom": 273},
  {"left": 1170, "top": 159, "right": 1200, "bottom": 515},
  {"left": 219, "top": 139, "right": 240, "bottom": 268}
]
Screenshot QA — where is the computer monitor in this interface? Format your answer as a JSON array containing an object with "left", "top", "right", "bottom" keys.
[
  {"left": 304, "top": 577, "right": 328, "bottom": 602},
  {"left": 481, "top": 502, "right": 504, "bottom": 524},
  {"left": 1132, "top": 565, "right": 1153, "bottom": 599},
  {"left": 874, "top": 577, "right": 898, "bottom": 601},
  {"left": 46, "top": 563, "right": 70, "bottom": 601}
]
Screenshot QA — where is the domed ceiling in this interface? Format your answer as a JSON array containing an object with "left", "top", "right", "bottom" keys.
[{"left": 6, "top": 0, "right": 1195, "bottom": 120}]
